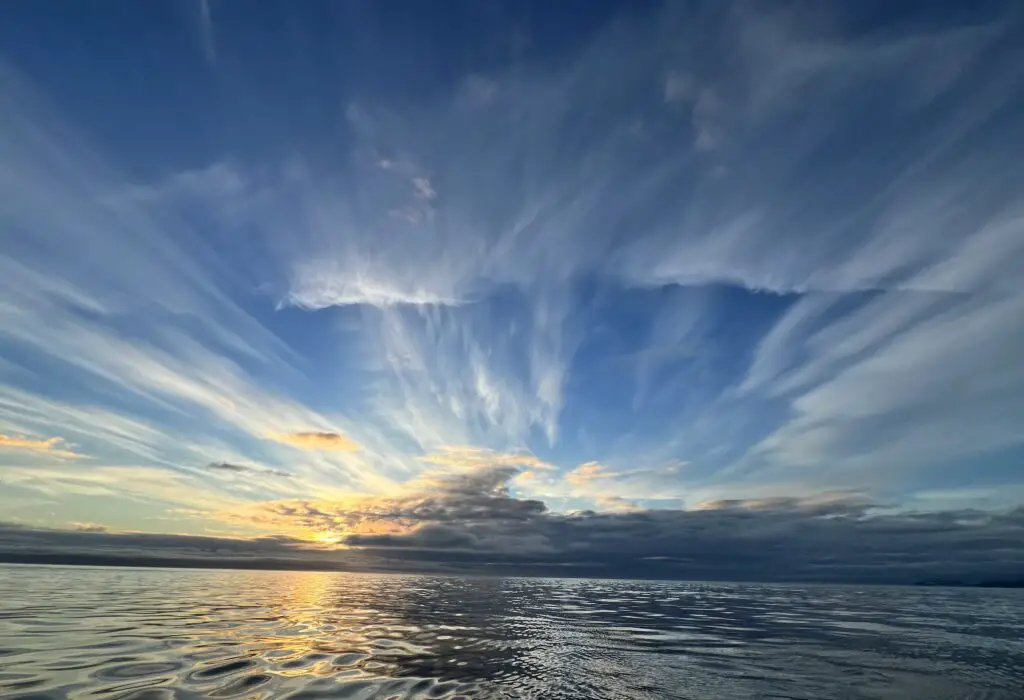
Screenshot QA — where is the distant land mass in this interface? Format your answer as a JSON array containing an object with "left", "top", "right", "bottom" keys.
[
  {"left": 0, "top": 551, "right": 345, "bottom": 572},
  {"left": 3, "top": 550, "right": 1024, "bottom": 588},
  {"left": 914, "top": 578, "right": 1024, "bottom": 589}
]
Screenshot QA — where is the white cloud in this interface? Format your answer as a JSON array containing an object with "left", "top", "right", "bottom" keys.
[
  {"left": 197, "top": 0, "right": 216, "bottom": 65},
  {"left": 0, "top": 60, "right": 426, "bottom": 503},
  {"left": 0, "top": 433, "right": 83, "bottom": 460},
  {"left": 283, "top": 265, "right": 462, "bottom": 309},
  {"left": 209, "top": 4, "right": 1020, "bottom": 483},
  {"left": 2, "top": 464, "right": 238, "bottom": 511},
  {"left": 742, "top": 204, "right": 1024, "bottom": 482},
  {"left": 364, "top": 300, "right": 572, "bottom": 450}
]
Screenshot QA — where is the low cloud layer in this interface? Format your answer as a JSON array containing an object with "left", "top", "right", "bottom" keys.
[
  {"left": 336, "top": 467, "right": 1024, "bottom": 584},
  {"left": 4, "top": 466, "right": 1022, "bottom": 583}
]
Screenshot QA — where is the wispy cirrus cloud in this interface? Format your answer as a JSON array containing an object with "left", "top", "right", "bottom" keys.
[
  {"left": 419, "top": 446, "right": 552, "bottom": 472},
  {"left": 564, "top": 461, "right": 616, "bottom": 487},
  {"left": 0, "top": 433, "right": 84, "bottom": 460},
  {"left": 266, "top": 431, "right": 360, "bottom": 452},
  {"left": 196, "top": 0, "right": 216, "bottom": 66},
  {"left": 206, "top": 461, "right": 292, "bottom": 478},
  {"left": 282, "top": 271, "right": 462, "bottom": 310},
  {"left": 235, "top": 2, "right": 1021, "bottom": 480},
  {"left": 0, "top": 58, "right": 414, "bottom": 524},
  {"left": 1, "top": 464, "right": 239, "bottom": 512}
]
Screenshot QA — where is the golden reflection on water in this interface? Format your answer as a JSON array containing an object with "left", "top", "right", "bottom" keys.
[
  {"left": 2, "top": 566, "right": 1023, "bottom": 699},
  {"left": 198, "top": 570, "right": 518, "bottom": 688},
  {"left": 245, "top": 572, "right": 344, "bottom": 678}
]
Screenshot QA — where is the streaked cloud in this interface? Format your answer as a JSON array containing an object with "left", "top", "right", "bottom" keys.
[
  {"left": 420, "top": 446, "right": 553, "bottom": 472},
  {"left": 196, "top": 0, "right": 216, "bottom": 65},
  {"left": 207, "top": 461, "right": 293, "bottom": 478},
  {"left": 267, "top": 431, "right": 360, "bottom": 452},
  {"left": 594, "top": 495, "right": 642, "bottom": 513},
  {"left": 2, "top": 464, "right": 232, "bottom": 508},
  {"left": 282, "top": 273, "right": 462, "bottom": 309},
  {"left": 0, "top": 433, "right": 84, "bottom": 460},
  {"left": 565, "top": 461, "right": 615, "bottom": 487}
]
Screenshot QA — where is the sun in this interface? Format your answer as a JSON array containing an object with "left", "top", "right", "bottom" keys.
[{"left": 310, "top": 531, "right": 343, "bottom": 544}]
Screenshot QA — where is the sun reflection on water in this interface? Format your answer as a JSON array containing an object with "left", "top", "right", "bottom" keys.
[{"left": 3, "top": 567, "right": 1023, "bottom": 699}]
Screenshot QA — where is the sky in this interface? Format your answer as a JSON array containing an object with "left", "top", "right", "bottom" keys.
[{"left": 1, "top": 0, "right": 1023, "bottom": 583}]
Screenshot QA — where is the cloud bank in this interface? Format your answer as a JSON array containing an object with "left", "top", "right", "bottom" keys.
[{"left": 3, "top": 463, "right": 1022, "bottom": 584}]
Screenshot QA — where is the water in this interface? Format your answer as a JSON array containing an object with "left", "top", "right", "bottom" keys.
[{"left": 1, "top": 565, "right": 1022, "bottom": 699}]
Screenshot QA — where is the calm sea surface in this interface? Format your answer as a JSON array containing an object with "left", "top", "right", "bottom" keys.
[{"left": 1, "top": 565, "right": 1022, "bottom": 699}]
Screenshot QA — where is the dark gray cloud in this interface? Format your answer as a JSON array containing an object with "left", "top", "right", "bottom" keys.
[
  {"left": 0, "top": 521, "right": 382, "bottom": 573},
  {"left": 206, "top": 461, "right": 292, "bottom": 478},
  {"left": 345, "top": 499, "right": 1024, "bottom": 584},
  {"left": 4, "top": 466, "right": 1023, "bottom": 584},
  {"left": 227, "top": 464, "right": 549, "bottom": 535},
  {"left": 207, "top": 461, "right": 250, "bottom": 472},
  {"left": 340, "top": 465, "right": 1024, "bottom": 583}
]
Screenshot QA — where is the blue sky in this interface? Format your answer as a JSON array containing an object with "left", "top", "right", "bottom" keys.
[{"left": 1, "top": 0, "right": 1023, "bottom": 574}]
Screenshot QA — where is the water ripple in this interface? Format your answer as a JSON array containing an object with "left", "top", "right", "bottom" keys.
[{"left": 1, "top": 565, "right": 1023, "bottom": 699}]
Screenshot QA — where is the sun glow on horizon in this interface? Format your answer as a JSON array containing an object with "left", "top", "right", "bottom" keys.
[{"left": 311, "top": 531, "right": 344, "bottom": 545}]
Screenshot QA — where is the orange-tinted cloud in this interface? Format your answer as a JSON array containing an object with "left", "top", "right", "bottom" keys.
[
  {"left": 212, "top": 496, "right": 413, "bottom": 543},
  {"left": 209, "top": 446, "right": 553, "bottom": 543},
  {"left": 71, "top": 522, "right": 108, "bottom": 533},
  {"left": 267, "top": 431, "right": 359, "bottom": 452},
  {"left": 595, "top": 495, "right": 642, "bottom": 513},
  {"left": 420, "top": 445, "right": 553, "bottom": 471},
  {"left": 564, "top": 461, "right": 616, "bottom": 487},
  {"left": 0, "top": 433, "right": 84, "bottom": 459}
]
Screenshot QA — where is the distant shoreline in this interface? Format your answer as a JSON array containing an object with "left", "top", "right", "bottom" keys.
[
  {"left": 913, "top": 579, "right": 1024, "bottom": 589},
  {"left": 0, "top": 551, "right": 365, "bottom": 574},
  {"left": 2, "top": 553, "right": 1023, "bottom": 588}
]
